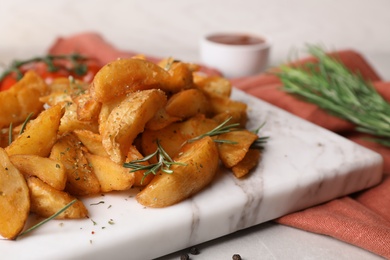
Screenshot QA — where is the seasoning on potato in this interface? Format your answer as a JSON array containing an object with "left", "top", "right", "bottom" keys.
[{"left": 0, "top": 55, "right": 266, "bottom": 239}]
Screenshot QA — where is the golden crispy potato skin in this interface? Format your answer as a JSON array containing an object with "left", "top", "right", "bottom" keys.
[
  {"left": 125, "top": 145, "right": 154, "bottom": 187},
  {"left": 86, "top": 153, "right": 134, "bottom": 192},
  {"left": 0, "top": 148, "right": 30, "bottom": 239},
  {"left": 232, "top": 149, "right": 261, "bottom": 178},
  {"left": 73, "top": 129, "right": 108, "bottom": 157},
  {"left": 165, "top": 88, "right": 209, "bottom": 119},
  {"left": 136, "top": 136, "right": 219, "bottom": 208},
  {"left": 50, "top": 133, "right": 101, "bottom": 196},
  {"left": 101, "top": 89, "right": 167, "bottom": 164},
  {"left": 91, "top": 59, "right": 171, "bottom": 102},
  {"left": 10, "top": 154, "right": 67, "bottom": 191},
  {"left": 217, "top": 130, "right": 259, "bottom": 168},
  {"left": 0, "top": 71, "right": 48, "bottom": 128},
  {"left": 91, "top": 58, "right": 195, "bottom": 103},
  {"left": 141, "top": 114, "right": 218, "bottom": 161},
  {"left": 27, "top": 177, "right": 88, "bottom": 219},
  {"left": 6, "top": 104, "right": 64, "bottom": 157}
]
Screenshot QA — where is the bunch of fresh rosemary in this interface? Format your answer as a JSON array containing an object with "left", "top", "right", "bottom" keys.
[{"left": 276, "top": 45, "right": 390, "bottom": 147}]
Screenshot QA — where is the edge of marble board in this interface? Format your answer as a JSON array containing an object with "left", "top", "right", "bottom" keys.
[{"left": 1, "top": 88, "right": 383, "bottom": 260}]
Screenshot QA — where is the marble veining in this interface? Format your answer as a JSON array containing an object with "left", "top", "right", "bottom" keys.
[{"left": 1, "top": 88, "right": 383, "bottom": 260}]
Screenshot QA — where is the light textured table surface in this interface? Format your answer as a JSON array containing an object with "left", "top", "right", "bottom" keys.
[{"left": 1, "top": 1, "right": 389, "bottom": 259}]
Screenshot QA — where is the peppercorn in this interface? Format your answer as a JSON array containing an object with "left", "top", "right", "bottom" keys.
[
  {"left": 180, "top": 253, "right": 189, "bottom": 260},
  {"left": 189, "top": 247, "right": 200, "bottom": 255},
  {"left": 232, "top": 254, "right": 242, "bottom": 260}
]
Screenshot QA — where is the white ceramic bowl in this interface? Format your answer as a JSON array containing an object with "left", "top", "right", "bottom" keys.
[{"left": 200, "top": 32, "right": 271, "bottom": 78}]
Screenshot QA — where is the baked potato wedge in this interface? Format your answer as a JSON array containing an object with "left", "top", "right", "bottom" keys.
[
  {"left": 0, "top": 71, "right": 48, "bottom": 128},
  {"left": 194, "top": 75, "right": 232, "bottom": 98},
  {"left": 231, "top": 149, "right": 261, "bottom": 178},
  {"left": 86, "top": 153, "right": 134, "bottom": 192},
  {"left": 73, "top": 92, "right": 102, "bottom": 122},
  {"left": 164, "top": 61, "right": 195, "bottom": 92},
  {"left": 0, "top": 148, "right": 30, "bottom": 239},
  {"left": 6, "top": 104, "right": 64, "bottom": 157},
  {"left": 59, "top": 101, "right": 99, "bottom": 135},
  {"left": 27, "top": 176, "right": 88, "bottom": 219},
  {"left": 212, "top": 111, "right": 248, "bottom": 128},
  {"left": 207, "top": 95, "right": 247, "bottom": 117},
  {"left": 73, "top": 129, "right": 108, "bottom": 157},
  {"left": 144, "top": 107, "right": 181, "bottom": 131},
  {"left": 10, "top": 154, "right": 66, "bottom": 191},
  {"left": 136, "top": 136, "right": 219, "bottom": 208},
  {"left": 125, "top": 145, "right": 154, "bottom": 186},
  {"left": 217, "top": 130, "right": 259, "bottom": 168},
  {"left": 141, "top": 114, "right": 218, "bottom": 162},
  {"left": 165, "top": 88, "right": 209, "bottom": 118},
  {"left": 50, "top": 133, "right": 101, "bottom": 196},
  {"left": 100, "top": 89, "right": 167, "bottom": 163},
  {"left": 91, "top": 58, "right": 172, "bottom": 102}
]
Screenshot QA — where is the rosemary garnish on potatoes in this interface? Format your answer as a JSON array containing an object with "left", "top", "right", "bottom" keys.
[
  {"left": 8, "top": 112, "right": 34, "bottom": 145},
  {"left": 125, "top": 117, "right": 268, "bottom": 182},
  {"left": 277, "top": 45, "right": 390, "bottom": 146},
  {"left": 187, "top": 117, "right": 240, "bottom": 144},
  {"left": 123, "top": 140, "right": 187, "bottom": 183},
  {"left": 250, "top": 123, "right": 269, "bottom": 150},
  {"left": 17, "top": 199, "right": 77, "bottom": 239}
]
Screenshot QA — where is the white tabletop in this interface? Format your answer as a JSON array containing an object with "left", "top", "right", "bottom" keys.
[{"left": 1, "top": 0, "right": 389, "bottom": 259}]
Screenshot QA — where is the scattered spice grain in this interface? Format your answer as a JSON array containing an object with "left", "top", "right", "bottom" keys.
[{"left": 232, "top": 254, "right": 242, "bottom": 260}]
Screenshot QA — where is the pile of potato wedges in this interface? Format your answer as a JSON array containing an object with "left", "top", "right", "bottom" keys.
[{"left": 0, "top": 56, "right": 263, "bottom": 239}]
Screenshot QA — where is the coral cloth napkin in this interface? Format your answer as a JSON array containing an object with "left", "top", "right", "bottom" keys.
[
  {"left": 230, "top": 52, "right": 390, "bottom": 258},
  {"left": 48, "top": 32, "right": 390, "bottom": 258}
]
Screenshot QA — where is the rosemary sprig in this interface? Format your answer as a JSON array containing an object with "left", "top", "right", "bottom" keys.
[
  {"left": 124, "top": 117, "right": 268, "bottom": 180},
  {"left": 277, "top": 45, "right": 390, "bottom": 146},
  {"left": 8, "top": 123, "right": 13, "bottom": 145},
  {"left": 187, "top": 117, "right": 240, "bottom": 144},
  {"left": 123, "top": 140, "right": 186, "bottom": 184},
  {"left": 250, "top": 122, "right": 268, "bottom": 150},
  {"left": 0, "top": 53, "right": 89, "bottom": 82},
  {"left": 19, "top": 112, "right": 34, "bottom": 135},
  {"left": 7, "top": 112, "right": 34, "bottom": 145},
  {"left": 17, "top": 199, "right": 77, "bottom": 239},
  {"left": 250, "top": 136, "right": 269, "bottom": 150}
]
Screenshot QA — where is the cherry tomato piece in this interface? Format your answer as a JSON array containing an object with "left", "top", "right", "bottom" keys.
[
  {"left": 0, "top": 58, "right": 102, "bottom": 91},
  {"left": 0, "top": 74, "right": 18, "bottom": 91}
]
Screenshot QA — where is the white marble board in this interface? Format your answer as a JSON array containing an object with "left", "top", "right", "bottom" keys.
[{"left": 1, "top": 88, "right": 383, "bottom": 260}]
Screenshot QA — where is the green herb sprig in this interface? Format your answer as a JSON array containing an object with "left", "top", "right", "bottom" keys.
[
  {"left": 277, "top": 45, "right": 390, "bottom": 146},
  {"left": 0, "top": 53, "right": 90, "bottom": 82},
  {"left": 123, "top": 140, "right": 187, "bottom": 184},
  {"left": 17, "top": 199, "right": 77, "bottom": 239},
  {"left": 250, "top": 122, "right": 269, "bottom": 150},
  {"left": 187, "top": 117, "right": 240, "bottom": 144},
  {"left": 124, "top": 117, "right": 268, "bottom": 182},
  {"left": 8, "top": 112, "right": 34, "bottom": 145}
]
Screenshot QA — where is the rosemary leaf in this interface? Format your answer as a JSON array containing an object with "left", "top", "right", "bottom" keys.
[
  {"left": 123, "top": 140, "right": 186, "bottom": 184},
  {"left": 8, "top": 123, "right": 13, "bottom": 145},
  {"left": 19, "top": 112, "right": 34, "bottom": 135},
  {"left": 124, "top": 117, "right": 268, "bottom": 180},
  {"left": 250, "top": 136, "right": 269, "bottom": 150},
  {"left": 277, "top": 45, "right": 390, "bottom": 146},
  {"left": 187, "top": 116, "right": 240, "bottom": 143},
  {"left": 17, "top": 199, "right": 77, "bottom": 239}
]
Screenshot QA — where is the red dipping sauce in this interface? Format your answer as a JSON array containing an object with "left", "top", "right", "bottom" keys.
[{"left": 207, "top": 34, "right": 265, "bottom": 46}]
